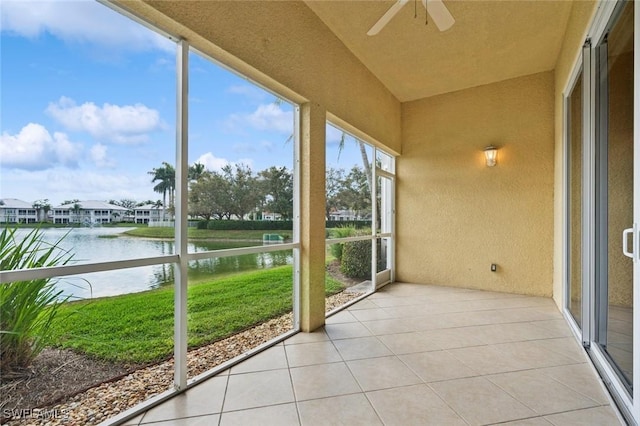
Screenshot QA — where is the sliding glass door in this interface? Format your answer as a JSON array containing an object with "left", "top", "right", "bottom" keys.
[
  {"left": 565, "top": 0, "right": 636, "bottom": 421},
  {"left": 594, "top": 0, "right": 634, "bottom": 391}
]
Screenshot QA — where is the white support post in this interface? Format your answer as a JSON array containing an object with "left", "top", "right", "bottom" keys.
[
  {"left": 293, "top": 105, "right": 301, "bottom": 331},
  {"left": 371, "top": 148, "right": 377, "bottom": 290},
  {"left": 174, "top": 39, "right": 189, "bottom": 391}
]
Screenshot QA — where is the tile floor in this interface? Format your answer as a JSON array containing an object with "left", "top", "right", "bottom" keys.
[{"left": 123, "top": 283, "right": 624, "bottom": 425}]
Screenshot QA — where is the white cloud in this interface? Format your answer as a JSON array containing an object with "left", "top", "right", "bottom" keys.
[
  {"left": 0, "top": 168, "right": 157, "bottom": 205},
  {"left": 0, "top": 123, "right": 82, "bottom": 170},
  {"left": 226, "top": 104, "right": 293, "bottom": 134},
  {"left": 0, "top": 0, "right": 174, "bottom": 52},
  {"left": 47, "top": 96, "right": 163, "bottom": 144},
  {"left": 90, "top": 143, "right": 115, "bottom": 168},
  {"left": 195, "top": 152, "right": 254, "bottom": 172}
]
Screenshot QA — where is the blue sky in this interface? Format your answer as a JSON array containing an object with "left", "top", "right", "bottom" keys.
[{"left": 0, "top": 0, "right": 358, "bottom": 207}]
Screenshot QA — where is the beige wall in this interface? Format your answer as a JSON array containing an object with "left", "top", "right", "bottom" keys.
[
  {"left": 397, "top": 72, "right": 555, "bottom": 296},
  {"left": 552, "top": 1, "right": 598, "bottom": 309},
  {"left": 116, "top": 0, "right": 401, "bottom": 155}
]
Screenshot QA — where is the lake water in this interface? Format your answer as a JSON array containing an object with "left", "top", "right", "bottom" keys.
[{"left": 7, "top": 227, "right": 291, "bottom": 299}]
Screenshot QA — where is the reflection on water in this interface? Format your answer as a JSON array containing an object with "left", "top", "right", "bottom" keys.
[{"left": 6, "top": 227, "right": 291, "bottom": 299}]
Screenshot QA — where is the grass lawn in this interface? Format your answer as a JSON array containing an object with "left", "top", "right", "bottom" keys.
[
  {"left": 123, "top": 227, "right": 290, "bottom": 241},
  {"left": 48, "top": 266, "right": 344, "bottom": 363}
]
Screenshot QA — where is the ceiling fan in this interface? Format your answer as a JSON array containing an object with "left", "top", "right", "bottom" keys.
[{"left": 367, "top": 0, "right": 455, "bottom": 36}]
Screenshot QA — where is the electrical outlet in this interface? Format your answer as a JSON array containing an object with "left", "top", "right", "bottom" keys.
[{"left": 491, "top": 264, "right": 497, "bottom": 272}]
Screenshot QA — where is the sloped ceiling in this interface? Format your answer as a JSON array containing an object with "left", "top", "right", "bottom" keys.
[{"left": 304, "top": 0, "right": 574, "bottom": 102}]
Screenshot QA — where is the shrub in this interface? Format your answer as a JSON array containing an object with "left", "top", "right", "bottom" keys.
[
  {"left": 0, "top": 228, "right": 73, "bottom": 376},
  {"left": 340, "top": 239, "right": 386, "bottom": 279},
  {"left": 206, "top": 220, "right": 293, "bottom": 231},
  {"left": 326, "top": 220, "right": 371, "bottom": 229},
  {"left": 328, "top": 226, "right": 357, "bottom": 261},
  {"left": 340, "top": 240, "right": 372, "bottom": 279}
]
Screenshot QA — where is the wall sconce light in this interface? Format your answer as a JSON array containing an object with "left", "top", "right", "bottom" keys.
[{"left": 484, "top": 145, "right": 498, "bottom": 167}]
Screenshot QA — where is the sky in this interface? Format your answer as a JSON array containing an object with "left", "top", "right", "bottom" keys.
[{"left": 0, "top": 0, "right": 360, "bottom": 207}]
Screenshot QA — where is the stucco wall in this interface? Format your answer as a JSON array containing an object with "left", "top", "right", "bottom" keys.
[
  {"left": 397, "top": 72, "right": 555, "bottom": 296},
  {"left": 115, "top": 0, "right": 401, "bottom": 155}
]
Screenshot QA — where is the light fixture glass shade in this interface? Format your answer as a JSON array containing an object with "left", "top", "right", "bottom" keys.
[{"left": 484, "top": 146, "right": 497, "bottom": 167}]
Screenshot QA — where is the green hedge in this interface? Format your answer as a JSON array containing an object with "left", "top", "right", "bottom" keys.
[
  {"left": 340, "top": 240, "right": 386, "bottom": 279},
  {"left": 326, "top": 220, "right": 371, "bottom": 229},
  {"left": 196, "top": 219, "right": 372, "bottom": 231},
  {"left": 200, "top": 220, "right": 294, "bottom": 230}
]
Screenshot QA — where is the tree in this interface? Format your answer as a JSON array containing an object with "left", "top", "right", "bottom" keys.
[
  {"left": 109, "top": 199, "right": 137, "bottom": 217},
  {"left": 337, "top": 166, "right": 371, "bottom": 219},
  {"left": 258, "top": 166, "right": 293, "bottom": 219},
  {"left": 188, "top": 162, "right": 205, "bottom": 182},
  {"left": 32, "top": 199, "right": 51, "bottom": 223},
  {"left": 71, "top": 203, "right": 82, "bottom": 224},
  {"left": 222, "top": 164, "right": 261, "bottom": 220},
  {"left": 148, "top": 162, "right": 175, "bottom": 221},
  {"left": 188, "top": 171, "right": 232, "bottom": 220},
  {"left": 325, "top": 167, "right": 345, "bottom": 220}
]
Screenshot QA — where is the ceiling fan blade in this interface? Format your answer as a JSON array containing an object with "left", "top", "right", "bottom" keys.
[
  {"left": 367, "top": 0, "right": 410, "bottom": 36},
  {"left": 422, "top": 0, "right": 455, "bottom": 31}
]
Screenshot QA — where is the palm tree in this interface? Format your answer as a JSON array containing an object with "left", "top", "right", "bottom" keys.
[
  {"left": 72, "top": 203, "right": 82, "bottom": 224},
  {"left": 188, "top": 162, "right": 205, "bottom": 181},
  {"left": 148, "top": 162, "right": 175, "bottom": 221}
]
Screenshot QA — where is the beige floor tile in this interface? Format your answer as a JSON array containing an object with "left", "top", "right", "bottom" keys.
[
  {"left": 285, "top": 329, "right": 329, "bottom": 345},
  {"left": 544, "top": 406, "right": 624, "bottom": 425},
  {"left": 378, "top": 332, "right": 441, "bottom": 354},
  {"left": 325, "top": 322, "right": 373, "bottom": 340},
  {"left": 530, "top": 319, "right": 576, "bottom": 337},
  {"left": 230, "top": 344, "right": 288, "bottom": 374},
  {"left": 429, "top": 376, "right": 536, "bottom": 425},
  {"left": 325, "top": 310, "right": 358, "bottom": 324},
  {"left": 498, "top": 306, "right": 561, "bottom": 323},
  {"left": 219, "top": 403, "right": 299, "bottom": 426},
  {"left": 466, "top": 322, "right": 564, "bottom": 345},
  {"left": 487, "top": 370, "right": 600, "bottom": 415},
  {"left": 346, "top": 299, "right": 379, "bottom": 310},
  {"left": 223, "top": 369, "right": 294, "bottom": 412},
  {"left": 366, "top": 384, "right": 466, "bottom": 426},
  {"left": 498, "top": 418, "right": 554, "bottom": 425},
  {"left": 400, "top": 350, "right": 477, "bottom": 382},
  {"left": 447, "top": 345, "right": 523, "bottom": 375},
  {"left": 290, "top": 362, "right": 361, "bottom": 401},
  {"left": 122, "top": 413, "right": 144, "bottom": 425},
  {"left": 361, "top": 318, "right": 417, "bottom": 335},
  {"left": 347, "top": 356, "right": 421, "bottom": 391},
  {"left": 367, "top": 296, "right": 424, "bottom": 308},
  {"left": 349, "top": 308, "right": 393, "bottom": 322},
  {"left": 417, "top": 327, "right": 485, "bottom": 350},
  {"left": 333, "top": 336, "right": 393, "bottom": 360},
  {"left": 382, "top": 304, "right": 449, "bottom": 318},
  {"left": 285, "top": 340, "right": 342, "bottom": 367},
  {"left": 534, "top": 337, "right": 588, "bottom": 363},
  {"left": 540, "top": 364, "right": 610, "bottom": 405},
  {"left": 298, "top": 393, "right": 382, "bottom": 426},
  {"left": 493, "top": 340, "right": 579, "bottom": 370},
  {"left": 140, "top": 414, "right": 220, "bottom": 425},
  {"left": 141, "top": 376, "right": 227, "bottom": 423}
]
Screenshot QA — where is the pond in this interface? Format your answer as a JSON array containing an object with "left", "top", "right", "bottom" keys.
[{"left": 6, "top": 227, "right": 292, "bottom": 299}]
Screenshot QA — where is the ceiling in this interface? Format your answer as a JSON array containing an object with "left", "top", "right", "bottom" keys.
[{"left": 304, "top": 1, "right": 574, "bottom": 102}]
